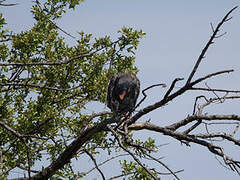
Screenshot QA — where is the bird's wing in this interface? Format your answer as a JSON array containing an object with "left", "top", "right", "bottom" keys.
[
  {"left": 131, "top": 73, "right": 140, "bottom": 102},
  {"left": 106, "top": 74, "right": 119, "bottom": 110}
]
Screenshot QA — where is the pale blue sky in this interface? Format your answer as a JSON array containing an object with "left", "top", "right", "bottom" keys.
[{"left": 1, "top": 1, "right": 240, "bottom": 179}]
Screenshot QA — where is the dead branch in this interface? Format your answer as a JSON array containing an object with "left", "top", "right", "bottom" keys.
[
  {"left": 144, "top": 153, "right": 181, "bottom": 180},
  {"left": 195, "top": 133, "right": 240, "bottom": 146},
  {"left": 186, "top": 6, "right": 238, "bottom": 84},
  {"left": 84, "top": 150, "right": 106, "bottom": 180},
  {"left": 128, "top": 121, "right": 240, "bottom": 173},
  {"left": 190, "top": 87, "right": 240, "bottom": 93},
  {"left": 164, "top": 78, "right": 184, "bottom": 99},
  {"left": 166, "top": 114, "right": 240, "bottom": 131},
  {"left": 135, "top": 83, "right": 166, "bottom": 110},
  {"left": 84, "top": 154, "right": 129, "bottom": 175},
  {"left": 190, "top": 69, "right": 234, "bottom": 86}
]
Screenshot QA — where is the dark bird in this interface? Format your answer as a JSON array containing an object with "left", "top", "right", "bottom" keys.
[{"left": 107, "top": 72, "right": 140, "bottom": 117}]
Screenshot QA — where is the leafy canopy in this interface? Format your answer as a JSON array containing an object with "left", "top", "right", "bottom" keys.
[{"left": 0, "top": 0, "right": 151, "bottom": 179}]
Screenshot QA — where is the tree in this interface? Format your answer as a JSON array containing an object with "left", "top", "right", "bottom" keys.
[{"left": 0, "top": 1, "right": 239, "bottom": 179}]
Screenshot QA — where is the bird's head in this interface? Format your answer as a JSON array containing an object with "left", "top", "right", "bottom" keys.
[{"left": 117, "top": 83, "right": 135, "bottom": 101}]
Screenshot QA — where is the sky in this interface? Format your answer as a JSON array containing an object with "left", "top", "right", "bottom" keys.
[{"left": 1, "top": 0, "right": 240, "bottom": 179}]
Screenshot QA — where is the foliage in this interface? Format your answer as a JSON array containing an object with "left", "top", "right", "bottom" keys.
[
  {"left": 0, "top": 1, "right": 147, "bottom": 179},
  {"left": 120, "top": 160, "right": 160, "bottom": 180}
]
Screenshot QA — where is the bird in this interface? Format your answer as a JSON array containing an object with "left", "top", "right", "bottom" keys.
[{"left": 106, "top": 72, "right": 140, "bottom": 117}]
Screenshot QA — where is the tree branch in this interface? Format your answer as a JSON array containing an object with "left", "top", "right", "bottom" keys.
[
  {"left": 0, "top": 53, "right": 93, "bottom": 66},
  {"left": 144, "top": 153, "right": 181, "bottom": 180},
  {"left": 164, "top": 78, "right": 184, "bottom": 99},
  {"left": 107, "top": 125, "right": 158, "bottom": 180},
  {"left": 166, "top": 114, "right": 240, "bottom": 131},
  {"left": 190, "top": 87, "right": 240, "bottom": 93},
  {"left": 190, "top": 69, "right": 234, "bottom": 86},
  {"left": 84, "top": 150, "right": 106, "bottom": 180},
  {"left": 128, "top": 121, "right": 240, "bottom": 173},
  {"left": 185, "top": 6, "right": 238, "bottom": 84},
  {"left": 21, "top": 116, "right": 117, "bottom": 180}
]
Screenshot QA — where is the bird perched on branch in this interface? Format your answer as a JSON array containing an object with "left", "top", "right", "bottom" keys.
[{"left": 106, "top": 72, "right": 140, "bottom": 118}]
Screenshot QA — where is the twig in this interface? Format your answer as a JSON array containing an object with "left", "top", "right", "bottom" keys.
[
  {"left": 205, "top": 83, "right": 223, "bottom": 102},
  {"left": 84, "top": 150, "right": 106, "bottom": 180},
  {"left": 183, "top": 120, "right": 202, "bottom": 134},
  {"left": 107, "top": 172, "right": 135, "bottom": 180},
  {"left": 190, "top": 69, "right": 234, "bottom": 86},
  {"left": 35, "top": 0, "right": 76, "bottom": 39},
  {"left": 135, "top": 83, "right": 166, "bottom": 110},
  {"left": 128, "top": 121, "right": 240, "bottom": 174},
  {"left": 232, "top": 121, "right": 240, "bottom": 137},
  {"left": 166, "top": 114, "right": 240, "bottom": 131},
  {"left": 0, "top": 53, "right": 93, "bottom": 66},
  {"left": 190, "top": 87, "right": 240, "bottom": 93},
  {"left": 164, "top": 78, "right": 183, "bottom": 99},
  {"left": 85, "top": 154, "right": 129, "bottom": 175},
  {"left": 195, "top": 133, "right": 240, "bottom": 146},
  {"left": 0, "top": 121, "right": 23, "bottom": 139},
  {"left": 0, "top": 121, "right": 32, "bottom": 179},
  {"left": 192, "top": 95, "right": 207, "bottom": 115},
  {"left": 186, "top": 6, "right": 238, "bottom": 84},
  {"left": 145, "top": 153, "right": 181, "bottom": 180}
]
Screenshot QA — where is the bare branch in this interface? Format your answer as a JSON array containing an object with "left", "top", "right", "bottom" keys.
[
  {"left": 186, "top": 6, "right": 238, "bottom": 84},
  {"left": 145, "top": 153, "right": 181, "bottom": 180},
  {"left": 192, "top": 95, "right": 207, "bottom": 115},
  {"left": 128, "top": 121, "right": 240, "bottom": 173},
  {"left": 183, "top": 120, "right": 202, "bottom": 134},
  {"left": 195, "top": 133, "right": 240, "bottom": 146},
  {"left": 166, "top": 114, "right": 240, "bottom": 131},
  {"left": 84, "top": 150, "right": 106, "bottom": 180},
  {"left": 135, "top": 83, "right": 166, "bottom": 109},
  {"left": 191, "top": 87, "right": 240, "bottom": 93},
  {"left": 164, "top": 78, "right": 184, "bottom": 99},
  {"left": 190, "top": 69, "right": 234, "bottom": 86},
  {"left": 85, "top": 154, "right": 129, "bottom": 175}
]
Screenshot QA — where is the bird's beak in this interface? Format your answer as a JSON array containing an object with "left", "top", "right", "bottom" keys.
[{"left": 119, "top": 91, "right": 126, "bottom": 100}]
